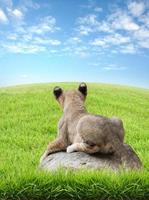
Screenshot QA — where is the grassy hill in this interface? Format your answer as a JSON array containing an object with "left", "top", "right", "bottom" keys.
[{"left": 0, "top": 82, "right": 149, "bottom": 200}]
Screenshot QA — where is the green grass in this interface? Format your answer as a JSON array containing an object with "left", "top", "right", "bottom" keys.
[{"left": 0, "top": 82, "right": 149, "bottom": 200}]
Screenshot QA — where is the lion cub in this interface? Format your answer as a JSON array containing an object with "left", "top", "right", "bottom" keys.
[{"left": 40, "top": 83, "right": 140, "bottom": 168}]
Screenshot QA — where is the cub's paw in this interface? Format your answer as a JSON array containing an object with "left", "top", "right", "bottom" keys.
[{"left": 66, "top": 144, "right": 77, "bottom": 153}]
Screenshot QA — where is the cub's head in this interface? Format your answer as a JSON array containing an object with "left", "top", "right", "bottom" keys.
[{"left": 53, "top": 83, "right": 87, "bottom": 108}]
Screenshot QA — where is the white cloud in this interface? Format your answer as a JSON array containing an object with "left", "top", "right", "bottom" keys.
[
  {"left": 76, "top": 10, "right": 140, "bottom": 36},
  {"left": 133, "top": 27, "right": 149, "bottom": 49},
  {"left": 19, "top": 0, "right": 40, "bottom": 12},
  {"left": 80, "top": 0, "right": 102, "bottom": 13},
  {"left": 27, "top": 16, "right": 59, "bottom": 35},
  {"left": 90, "top": 39, "right": 106, "bottom": 47},
  {"left": 99, "top": 21, "right": 112, "bottom": 32},
  {"left": 0, "top": 0, "right": 62, "bottom": 55},
  {"left": 94, "top": 7, "right": 102, "bottom": 12},
  {"left": 0, "top": 10, "right": 61, "bottom": 54},
  {"left": 33, "top": 38, "right": 61, "bottom": 46},
  {"left": 90, "top": 34, "right": 130, "bottom": 47},
  {"left": 0, "top": 8, "right": 8, "bottom": 23},
  {"left": 140, "top": 12, "right": 149, "bottom": 28},
  {"left": 128, "top": 1, "right": 145, "bottom": 17},
  {"left": 76, "top": 14, "right": 112, "bottom": 35},
  {"left": 109, "top": 11, "right": 140, "bottom": 31},
  {"left": 50, "top": 49, "right": 58, "bottom": 54},
  {"left": 120, "top": 44, "right": 137, "bottom": 54},
  {"left": 77, "top": 14, "right": 100, "bottom": 35},
  {"left": 105, "top": 34, "right": 130, "bottom": 45},
  {"left": 1, "top": 0, "right": 149, "bottom": 57},
  {"left": 74, "top": 3, "right": 149, "bottom": 56},
  {"left": 3, "top": 43, "right": 46, "bottom": 54},
  {"left": 103, "top": 64, "right": 126, "bottom": 71},
  {"left": 67, "top": 37, "right": 82, "bottom": 44},
  {"left": 134, "top": 28, "right": 149, "bottom": 39},
  {"left": 61, "top": 44, "right": 89, "bottom": 58},
  {"left": 11, "top": 9, "right": 23, "bottom": 19},
  {"left": 138, "top": 40, "right": 149, "bottom": 48},
  {"left": 48, "top": 39, "right": 61, "bottom": 45},
  {"left": 24, "top": 0, "right": 40, "bottom": 9},
  {"left": 22, "top": 34, "right": 32, "bottom": 41},
  {"left": 78, "top": 25, "right": 92, "bottom": 35},
  {"left": 81, "top": 14, "right": 97, "bottom": 24},
  {"left": 88, "top": 62, "right": 100, "bottom": 66},
  {"left": 75, "top": 51, "right": 89, "bottom": 58},
  {"left": 7, "top": 33, "right": 17, "bottom": 40}
]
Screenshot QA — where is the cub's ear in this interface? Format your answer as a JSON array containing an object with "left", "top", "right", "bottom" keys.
[
  {"left": 78, "top": 82, "right": 87, "bottom": 96},
  {"left": 53, "top": 86, "right": 63, "bottom": 99}
]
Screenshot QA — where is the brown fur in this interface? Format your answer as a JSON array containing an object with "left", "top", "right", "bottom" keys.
[{"left": 40, "top": 83, "right": 141, "bottom": 169}]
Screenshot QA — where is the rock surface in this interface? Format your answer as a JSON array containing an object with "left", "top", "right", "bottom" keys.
[{"left": 39, "top": 144, "right": 142, "bottom": 171}]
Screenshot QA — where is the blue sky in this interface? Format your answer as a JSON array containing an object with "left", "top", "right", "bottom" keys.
[{"left": 0, "top": 0, "right": 149, "bottom": 88}]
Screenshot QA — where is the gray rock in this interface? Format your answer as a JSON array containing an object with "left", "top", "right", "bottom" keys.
[{"left": 39, "top": 144, "right": 142, "bottom": 171}]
